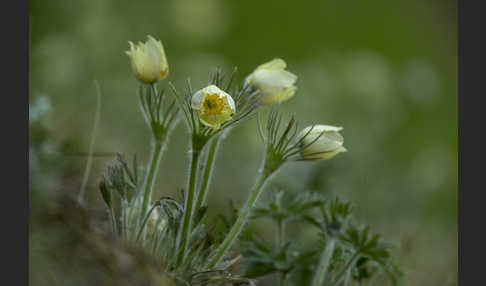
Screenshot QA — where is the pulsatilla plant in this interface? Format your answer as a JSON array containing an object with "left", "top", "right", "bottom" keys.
[{"left": 92, "top": 35, "right": 401, "bottom": 285}]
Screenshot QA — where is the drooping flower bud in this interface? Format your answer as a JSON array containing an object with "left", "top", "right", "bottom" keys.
[
  {"left": 245, "top": 58, "right": 297, "bottom": 105},
  {"left": 125, "top": 35, "right": 169, "bottom": 84},
  {"left": 99, "top": 180, "right": 112, "bottom": 208},
  {"left": 147, "top": 208, "right": 166, "bottom": 233},
  {"left": 299, "top": 125, "right": 347, "bottom": 161},
  {"left": 191, "top": 85, "right": 236, "bottom": 129}
]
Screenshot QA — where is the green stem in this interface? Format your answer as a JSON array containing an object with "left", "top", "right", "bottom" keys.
[
  {"left": 128, "top": 199, "right": 139, "bottom": 240},
  {"left": 176, "top": 147, "right": 202, "bottom": 266},
  {"left": 206, "top": 170, "right": 272, "bottom": 269},
  {"left": 277, "top": 219, "right": 286, "bottom": 286},
  {"left": 277, "top": 219, "right": 285, "bottom": 248},
  {"left": 278, "top": 272, "right": 287, "bottom": 286},
  {"left": 330, "top": 252, "right": 359, "bottom": 286},
  {"left": 109, "top": 207, "right": 117, "bottom": 234},
  {"left": 141, "top": 140, "right": 164, "bottom": 219},
  {"left": 121, "top": 200, "right": 128, "bottom": 238},
  {"left": 194, "top": 136, "right": 220, "bottom": 213},
  {"left": 311, "top": 238, "right": 336, "bottom": 286},
  {"left": 77, "top": 81, "right": 102, "bottom": 203},
  {"left": 343, "top": 269, "right": 351, "bottom": 286}
]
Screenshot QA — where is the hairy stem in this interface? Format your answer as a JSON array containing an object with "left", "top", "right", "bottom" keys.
[
  {"left": 206, "top": 170, "right": 272, "bottom": 269},
  {"left": 279, "top": 272, "right": 287, "bottom": 286},
  {"left": 277, "top": 219, "right": 286, "bottom": 286},
  {"left": 176, "top": 146, "right": 202, "bottom": 266},
  {"left": 121, "top": 200, "right": 128, "bottom": 238},
  {"left": 344, "top": 268, "right": 352, "bottom": 286},
  {"left": 311, "top": 238, "right": 336, "bottom": 286},
  {"left": 78, "top": 81, "right": 102, "bottom": 203},
  {"left": 109, "top": 207, "right": 117, "bottom": 234},
  {"left": 194, "top": 136, "right": 220, "bottom": 213},
  {"left": 141, "top": 140, "right": 164, "bottom": 219},
  {"left": 277, "top": 219, "right": 286, "bottom": 248},
  {"left": 330, "top": 252, "right": 359, "bottom": 286}
]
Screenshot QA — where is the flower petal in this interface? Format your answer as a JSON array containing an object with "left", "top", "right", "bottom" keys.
[
  {"left": 256, "top": 58, "right": 287, "bottom": 71},
  {"left": 191, "top": 90, "right": 206, "bottom": 110},
  {"left": 299, "top": 125, "right": 346, "bottom": 161}
]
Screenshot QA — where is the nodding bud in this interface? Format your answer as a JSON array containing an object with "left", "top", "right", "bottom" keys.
[
  {"left": 245, "top": 58, "right": 297, "bottom": 105},
  {"left": 191, "top": 85, "right": 236, "bottom": 130},
  {"left": 147, "top": 208, "right": 166, "bottom": 233},
  {"left": 126, "top": 35, "right": 169, "bottom": 84},
  {"left": 299, "top": 125, "right": 347, "bottom": 161}
]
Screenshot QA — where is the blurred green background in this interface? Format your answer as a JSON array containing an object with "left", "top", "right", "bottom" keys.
[{"left": 29, "top": 0, "right": 457, "bottom": 285}]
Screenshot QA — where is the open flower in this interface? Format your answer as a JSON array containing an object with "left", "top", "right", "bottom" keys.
[
  {"left": 245, "top": 58, "right": 297, "bottom": 105},
  {"left": 126, "top": 35, "right": 169, "bottom": 84},
  {"left": 299, "top": 125, "right": 347, "bottom": 161},
  {"left": 191, "top": 85, "right": 235, "bottom": 129}
]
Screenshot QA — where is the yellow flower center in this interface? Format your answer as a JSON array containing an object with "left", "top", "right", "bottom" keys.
[{"left": 201, "top": 94, "right": 224, "bottom": 115}]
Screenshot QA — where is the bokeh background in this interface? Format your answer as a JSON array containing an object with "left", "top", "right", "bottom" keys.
[{"left": 29, "top": 0, "right": 457, "bottom": 285}]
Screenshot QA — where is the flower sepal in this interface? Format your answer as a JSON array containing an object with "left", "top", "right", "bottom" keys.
[{"left": 139, "top": 84, "right": 180, "bottom": 144}]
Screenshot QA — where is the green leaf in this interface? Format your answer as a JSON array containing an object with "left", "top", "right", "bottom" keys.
[
  {"left": 193, "top": 205, "right": 208, "bottom": 228},
  {"left": 244, "top": 263, "right": 277, "bottom": 278},
  {"left": 99, "top": 179, "right": 111, "bottom": 208}
]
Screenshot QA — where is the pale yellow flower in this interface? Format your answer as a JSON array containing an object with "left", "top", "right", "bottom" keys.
[
  {"left": 299, "top": 125, "right": 347, "bottom": 161},
  {"left": 191, "top": 85, "right": 236, "bottom": 129},
  {"left": 125, "top": 35, "right": 169, "bottom": 84},
  {"left": 245, "top": 58, "right": 297, "bottom": 105}
]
